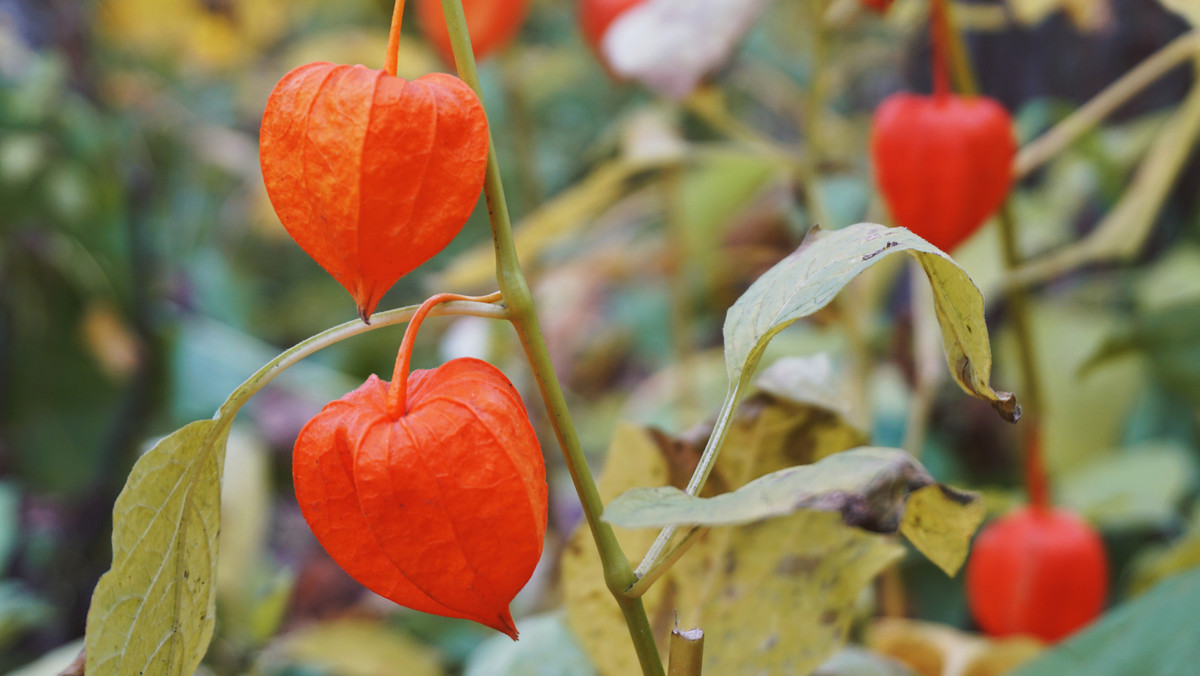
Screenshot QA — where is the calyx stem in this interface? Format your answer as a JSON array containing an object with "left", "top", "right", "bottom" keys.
[
  {"left": 385, "top": 0, "right": 408, "bottom": 76},
  {"left": 387, "top": 291, "right": 503, "bottom": 418}
]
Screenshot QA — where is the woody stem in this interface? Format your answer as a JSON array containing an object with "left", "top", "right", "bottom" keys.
[
  {"left": 386, "top": 292, "right": 502, "bottom": 418},
  {"left": 438, "top": 1, "right": 664, "bottom": 674},
  {"left": 385, "top": 0, "right": 407, "bottom": 76}
]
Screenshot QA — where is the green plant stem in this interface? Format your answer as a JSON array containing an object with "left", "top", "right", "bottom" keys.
[
  {"left": 438, "top": 2, "right": 663, "bottom": 673},
  {"left": 935, "top": 0, "right": 1046, "bottom": 505},
  {"left": 215, "top": 300, "right": 508, "bottom": 420},
  {"left": 627, "top": 527, "right": 704, "bottom": 598},
  {"left": 636, "top": 375, "right": 751, "bottom": 577},
  {"left": 1016, "top": 30, "right": 1200, "bottom": 178}
]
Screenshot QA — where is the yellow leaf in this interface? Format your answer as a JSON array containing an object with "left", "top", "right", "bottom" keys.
[
  {"left": 261, "top": 619, "right": 442, "bottom": 676},
  {"left": 85, "top": 419, "right": 230, "bottom": 676},
  {"left": 900, "top": 485, "right": 986, "bottom": 577},
  {"left": 675, "top": 511, "right": 903, "bottom": 673},
  {"left": 562, "top": 424, "right": 673, "bottom": 676},
  {"left": 1159, "top": 0, "right": 1200, "bottom": 25}
]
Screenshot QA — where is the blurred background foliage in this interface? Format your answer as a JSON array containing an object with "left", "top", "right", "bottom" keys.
[{"left": 2, "top": 0, "right": 1199, "bottom": 673}]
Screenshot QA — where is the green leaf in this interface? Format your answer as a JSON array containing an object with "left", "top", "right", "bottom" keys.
[
  {"left": 1012, "top": 567, "right": 1200, "bottom": 676},
  {"left": 85, "top": 419, "right": 230, "bottom": 676},
  {"left": 1058, "top": 442, "right": 1196, "bottom": 529},
  {"left": 724, "top": 223, "right": 1018, "bottom": 422},
  {"left": 605, "top": 448, "right": 982, "bottom": 575}
]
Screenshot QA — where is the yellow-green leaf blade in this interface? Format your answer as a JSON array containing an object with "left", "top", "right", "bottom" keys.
[
  {"left": 723, "top": 223, "right": 1018, "bottom": 421},
  {"left": 899, "top": 484, "right": 986, "bottom": 576},
  {"left": 85, "top": 419, "right": 230, "bottom": 676}
]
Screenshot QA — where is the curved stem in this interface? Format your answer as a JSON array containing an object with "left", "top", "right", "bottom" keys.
[
  {"left": 385, "top": 0, "right": 407, "bottom": 76},
  {"left": 387, "top": 291, "right": 503, "bottom": 417},
  {"left": 438, "top": 2, "right": 664, "bottom": 673},
  {"left": 215, "top": 299, "right": 508, "bottom": 421},
  {"left": 1016, "top": 30, "right": 1200, "bottom": 178}
]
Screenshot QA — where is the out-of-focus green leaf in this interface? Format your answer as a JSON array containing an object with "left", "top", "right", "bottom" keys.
[
  {"left": 1081, "top": 299, "right": 1200, "bottom": 408},
  {"left": 464, "top": 612, "right": 597, "bottom": 676},
  {"left": 0, "top": 482, "right": 19, "bottom": 572},
  {"left": 1024, "top": 301, "right": 1146, "bottom": 473},
  {"left": 1058, "top": 442, "right": 1196, "bottom": 528},
  {"left": 1012, "top": 567, "right": 1200, "bottom": 676},
  {"left": 724, "top": 224, "right": 1017, "bottom": 424},
  {"left": 85, "top": 419, "right": 230, "bottom": 676},
  {"left": 0, "top": 582, "right": 54, "bottom": 651},
  {"left": 259, "top": 619, "right": 443, "bottom": 676},
  {"left": 1126, "top": 528, "right": 1200, "bottom": 597}
]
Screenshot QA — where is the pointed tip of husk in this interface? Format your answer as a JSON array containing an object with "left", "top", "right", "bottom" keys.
[
  {"left": 358, "top": 305, "right": 372, "bottom": 324},
  {"left": 487, "top": 609, "right": 519, "bottom": 640}
]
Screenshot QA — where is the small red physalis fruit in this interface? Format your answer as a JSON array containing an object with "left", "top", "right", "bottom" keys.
[
  {"left": 418, "top": 0, "right": 528, "bottom": 65},
  {"left": 293, "top": 293, "right": 548, "bottom": 638},
  {"left": 966, "top": 506, "right": 1108, "bottom": 643},
  {"left": 870, "top": 93, "right": 1015, "bottom": 252},
  {"left": 579, "top": 0, "right": 647, "bottom": 61},
  {"left": 259, "top": 4, "right": 489, "bottom": 322},
  {"left": 869, "top": 0, "right": 1015, "bottom": 253}
]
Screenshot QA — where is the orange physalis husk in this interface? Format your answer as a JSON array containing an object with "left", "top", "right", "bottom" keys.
[
  {"left": 293, "top": 296, "right": 547, "bottom": 639},
  {"left": 259, "top": 63, "right": 489, "bottom": 321}
]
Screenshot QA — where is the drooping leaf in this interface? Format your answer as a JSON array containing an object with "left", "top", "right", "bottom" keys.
[
  {"left": 85, "top": 419, "right": 231, "bottom": 676},
  {"left": 604, "top": 448, "right": 982, "bottom": 576},
  {"left": 1012, "top": 567, "right": 1200, "bottom": 676},
  {"left": 723, "top": 223, "right": 1017, "bottom": 422}
]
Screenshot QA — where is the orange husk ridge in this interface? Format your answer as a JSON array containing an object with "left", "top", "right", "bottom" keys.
[
  {"left": 259, "top": 0, "right": 489, "bottom": 321},
  {"left": 292, "top": 293, "right": 548, "bottom": 639}
]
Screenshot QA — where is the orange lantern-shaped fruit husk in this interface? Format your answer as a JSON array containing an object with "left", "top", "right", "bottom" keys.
[
  {"left": 418, "top": 0, "right": 529, "bottom": 65},
  {"left": 870, "top": 93, "right": 1016, "bottom": 253},
  {"left": 259, "top": 63, "right": 489, "bottom": 321},
  {"left": 292, "top": 359, "right": 548, "bottom": 638}
]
